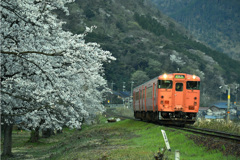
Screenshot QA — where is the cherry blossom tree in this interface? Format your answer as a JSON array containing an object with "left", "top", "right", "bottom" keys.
[{"left": 0, "top": 0, "right": 115, "bottom": 156}]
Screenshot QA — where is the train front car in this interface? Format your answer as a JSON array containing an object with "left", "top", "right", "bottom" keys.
[
  {"left": 133, "top": 73, "right": 200, "bottom": 125},
  {"left": 158, "top": 73, "right": 200, "bottom": 125}
]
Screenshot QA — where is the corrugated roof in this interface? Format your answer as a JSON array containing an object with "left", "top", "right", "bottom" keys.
[
  {"left": 199, "top": 107, "right": 209, "bottom": 110},
  {"left": 112, "top": 91, "right": 130, "bottom": 98},
  {"left": 210, "top": 102, "right": 228, "bottom": 109},
  {"left": 205, "top": 115, "right": 216, "bottom": 119},
  {"left": 205, "top": 115, "right": 225, "bottom": 119},
  {"left": 119, "top": 91, "right": 130, "bottom": 97}
]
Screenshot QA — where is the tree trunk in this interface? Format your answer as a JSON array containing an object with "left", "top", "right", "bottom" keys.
[
  {"left": 2, "top": 124, "right": 13, "bottom": 156},
  {"left": 42, "top": 128, "right": 52, "bottom": 138},
  {"left": 57, "top": 129, "right": 62, "bottom": 134},
  {"left": 29, "top": 127, "right": 40, "bottom": 143}
]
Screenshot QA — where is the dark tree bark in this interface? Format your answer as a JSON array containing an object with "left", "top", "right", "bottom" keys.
[
  {"left": 2, "top": 123, "right": 13, "bottom": 156},
  {"left": 29, "top": 127, "right": 40, "bottom": 143},
  {"left": 42, "top": 128, "right": 53, "bottom": 138},
  {"left": 57, "top": 129, "right": 62, "bottom": 134}
]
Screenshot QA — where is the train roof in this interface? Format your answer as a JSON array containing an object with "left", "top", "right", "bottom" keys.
[
  {"left": 133, "top": 73, "right": 200, "bottom": 90},
  {"left": 159, "top": 73, "right": 200, "bottom": 81}
]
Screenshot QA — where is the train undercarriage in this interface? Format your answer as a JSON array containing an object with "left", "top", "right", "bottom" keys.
[{"left": 134, "top": 111, "right": 197, "bottom": 125}]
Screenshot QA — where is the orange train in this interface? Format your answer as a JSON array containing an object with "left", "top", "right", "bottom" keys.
[{"left": 133, "top": 73, "right": 200, "bottom": 125}]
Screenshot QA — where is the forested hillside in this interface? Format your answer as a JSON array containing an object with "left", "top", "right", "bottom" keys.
[
  {"left": 152, "top": 0, "right": 240, "bottom": 61},
  {"left": 58, "top": 0, "right": 240, "bottom": 105}
]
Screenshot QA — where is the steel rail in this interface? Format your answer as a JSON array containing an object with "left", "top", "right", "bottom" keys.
[
  {"left": 171, "top": 126, "right": 240, "bottom": 143},
  {"left": 186, "top": 126, "right": 240, "bottom": 139}
]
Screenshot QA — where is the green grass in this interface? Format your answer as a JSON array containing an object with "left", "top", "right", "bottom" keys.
[
  {"left": 1, "top": 128, "right": 80, "bottom": 160},
  {"left": 2, "top": 117, "right": 238, "bottom": 160}
]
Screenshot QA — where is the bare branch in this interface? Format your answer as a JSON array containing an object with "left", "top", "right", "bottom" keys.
[
  {"left": 1, "top": 50, "right": 65, "bottom": 56},
  {"left": 1, "top": 90, "right": 34, "bottom": 102}
]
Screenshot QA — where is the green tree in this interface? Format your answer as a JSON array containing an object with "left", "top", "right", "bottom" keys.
[
  {"left": 146, "top": 58, "right": 162, "bottom": 78},
  {"left": 131, "top": 70, "right": 150, "bottom": 86}
]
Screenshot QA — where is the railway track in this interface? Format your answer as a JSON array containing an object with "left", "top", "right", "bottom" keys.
[
  {"left": 104, "top": 108, "right": 240, "bottom": 143},
  {"left": 170, "top": 126, "right": 240, "bottom": 143}
]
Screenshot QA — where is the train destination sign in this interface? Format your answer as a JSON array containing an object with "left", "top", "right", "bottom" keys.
[{"left": 175, "top": 75, "right": 185, "bottom": 79}]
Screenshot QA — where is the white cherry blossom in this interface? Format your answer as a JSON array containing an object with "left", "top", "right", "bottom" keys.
[{"left": 0, "top": 0, "right": 115, "bottom": 131}]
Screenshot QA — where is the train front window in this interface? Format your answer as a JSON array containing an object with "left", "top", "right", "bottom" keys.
[
  {"left": 158, "top": 80, "right": 172, "bottom": 89},
  {"left": 176, "top": 83, "right": 183, "bottom": 91},
  {"left": 187, "top": 81, "right": 200, "bottom": 90}
]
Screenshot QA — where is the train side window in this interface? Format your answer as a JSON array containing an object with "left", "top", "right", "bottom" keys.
[
  {"left": 143, "top": 88, "right": 145, "bottom": 98},
  {"left": 147, "top": 86, "right": 153, "bottom": 98},
  {"left": 154, "top": 84, "right": 156, "bottom": 97},
  {"left": 187, "top": 81, "right": 200, "bottom": 90},
  {"left": 158, "top": 80, "right": 172, "bottom": 89},
  {"left": 176, "top": 83, "right": 183, "bottom": 91},
  {"left": 136, "top": 91, "right": 139, "bottom": 100}
]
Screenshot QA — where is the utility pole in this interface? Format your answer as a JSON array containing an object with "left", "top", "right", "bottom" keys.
[
  {"left": 236, "top": 84, "right": 239, "bottom": 105},
  {"left": 123, "top": 82, "right": 125, "bottom": 107},
  {"left": 219, "top": 86, "right": 222, "bottom": 102},
  {"left": 227, "top": 86, "right": 230, "bottom": 123},
  {"left": 129, "top": 81, "right": 134, "bottom": 109},
  {"left": 111, "top": 81, "right": 115, "bottom": 105},
  {"left": 130, "top": 81, "right": 134, "bottom": 108},
  {"left": 131, "top": 81, "right": 134, "bottom": 98}
]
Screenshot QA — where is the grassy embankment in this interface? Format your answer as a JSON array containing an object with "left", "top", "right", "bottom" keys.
[
  {"left": 113, "top": 106, "right": 240, "bottom": 135},
  {"left": 1, "top": 108, "right": 238, "bottom": 160},
  {"left": 115, "top": 106, "right": 240, "bottom": 135},
  {"left": 193, "top": 119, "right": 240, "bottom": 135}
]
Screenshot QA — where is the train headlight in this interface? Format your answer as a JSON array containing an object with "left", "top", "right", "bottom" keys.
[
  {"left": 193, "top": 75, "right": 196, "bottom": 79},
  {"left": 163, "top": 74, "right": 167, "bottom": 79}
]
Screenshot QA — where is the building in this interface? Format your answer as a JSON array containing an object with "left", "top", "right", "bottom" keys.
[
  {"left": 237, "top": 106, "right": 240, "bottom": 119},
  {"left": 205, "top": 115, "right": 225, "bottom": 121},
  {"left": 105, "top": 90, "right": 131, "bottom": 107},
  {"left": 205, "top": 102, "right": 238, "bottom": 120},
  {"left": 197, "top": 107, "right": 209, "bottom": 118}
]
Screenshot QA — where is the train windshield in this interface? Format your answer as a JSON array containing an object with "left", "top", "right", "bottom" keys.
[
  {"left": 158, "top": 80, "right": 172, "bottom": 89},
  {"left": 186, "top": 81, "right": 200, "bottom": 90}
]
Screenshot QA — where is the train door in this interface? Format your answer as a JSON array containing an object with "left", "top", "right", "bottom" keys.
[
  {"left": 144, "top": 86, "right": 147, "bottom": 111},
  {"left": 154, "top": 82, "right": 158, "bottom": 111},
  {"left": 152, "top": 83, "right": 155, "bottom": 111},
  {"left": 142, "top": 87, "right": 145, "bottom": 111},
  {"left": 173, "top": 82, "right": 184, "bottom": 109},
  {"left": 133, "top": 92, "right": 135, "bottom": 110},
  {"left": 156, "top": 82, "right": 158, "bottom": 111},
  {"left": 141, "top": 87, "right": 144, "bottom": 111},
  {"left": 138, "top": 89, "right": 141, "bottom": 111}
]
